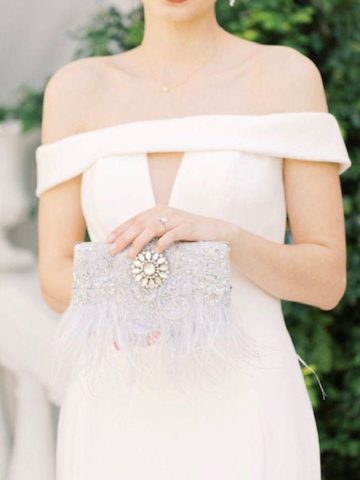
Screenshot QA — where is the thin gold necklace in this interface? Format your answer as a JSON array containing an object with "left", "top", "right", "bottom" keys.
[{"left": 140, "top": 38, "right": 220, "bottom": 93}]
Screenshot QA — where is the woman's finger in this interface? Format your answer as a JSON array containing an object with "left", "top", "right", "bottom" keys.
[
  {"left": 113, "top": 331, "right": 161, "bottom": 352},
  {"left": 128, "top": 220, "right": 169, "bottom": 258},
  {"left": 107, "top": 205, "right": 171, "bottom": 243},
  {"left": 155, "top": 223, "right": 192, "bottom": 253},
  {"left": 145, "top": 330, "right": 161, "bottom": 346},
  {"left": 108, "top": 222, "right": 144, "bottom": 255},
  {"left": 107, "top": 209, "right": 154, "bottom": 243}
]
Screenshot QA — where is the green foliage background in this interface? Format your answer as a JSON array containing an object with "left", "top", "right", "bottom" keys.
[{"left": 3, "top": 1, "right": 358, "bottom": 478}]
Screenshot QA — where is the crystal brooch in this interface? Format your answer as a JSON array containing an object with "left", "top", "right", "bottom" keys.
[{"left": 131, "top": 247, "right": 169, "bottom": 289}]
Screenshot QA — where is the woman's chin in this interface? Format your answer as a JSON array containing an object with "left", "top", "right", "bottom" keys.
[
  {"left": 166, "top": 0, "right": 189, "bottom": 5},
  {"left": 143, "top": 0, "right": 215, "bottom": 22},
  {"left": 152, "top": 0, "right": 194, "bottom": 21}
]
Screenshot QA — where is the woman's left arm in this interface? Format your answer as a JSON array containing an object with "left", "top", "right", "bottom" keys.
[
  {"left": 220, "top": 158, "right": 347, "bottom": 311},
  {"left": 219, "top": 48, "right": 347, "bottom": 311}
]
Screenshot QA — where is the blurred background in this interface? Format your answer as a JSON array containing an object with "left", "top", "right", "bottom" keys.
[{"left": 0, "top": 1, "right": 358, "bottom": 479}]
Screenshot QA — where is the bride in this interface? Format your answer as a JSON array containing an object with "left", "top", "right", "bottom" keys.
[{"left": 36, "top": 0, "right": 351, "bottom": 478}]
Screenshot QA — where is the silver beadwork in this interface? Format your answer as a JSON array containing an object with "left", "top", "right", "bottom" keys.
[{"left": 71, "top": 239, "right": 231, "bottom": 306}]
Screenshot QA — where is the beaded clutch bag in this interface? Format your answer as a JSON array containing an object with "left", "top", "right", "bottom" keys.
[{"left": 51, "top": 239, "right": 266, "bottom": 396}]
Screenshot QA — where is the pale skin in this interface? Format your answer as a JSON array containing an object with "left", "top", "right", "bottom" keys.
[{"left": 38, "top": 0, "right": 347, "bottom": 317}]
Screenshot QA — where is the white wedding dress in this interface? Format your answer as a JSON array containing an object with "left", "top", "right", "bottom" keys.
[{"left": 36, "top": 112, "right": 351, "bottom": 480}]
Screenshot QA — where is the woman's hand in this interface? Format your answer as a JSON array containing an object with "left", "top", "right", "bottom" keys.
[
  {"left": 106, "top": 204, "right": 230, "bottom": 258},
  {"left": 108, "top": 205, "right": 231, "bottom": 351}
]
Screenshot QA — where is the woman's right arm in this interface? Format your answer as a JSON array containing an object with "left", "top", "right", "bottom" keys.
[
  {"left": 37, "top": 60, "right": 94, "bottom": 313},
  {"left": 38, "top": 176, "right": 85, "bottom": 313}
]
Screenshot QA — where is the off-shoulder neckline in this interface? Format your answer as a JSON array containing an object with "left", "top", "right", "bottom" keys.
[{"left": 37, "top": 111, "right": 337, "bottom": 150}]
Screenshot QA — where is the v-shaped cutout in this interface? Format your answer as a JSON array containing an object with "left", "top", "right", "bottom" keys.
[{"left": 143, "top": 151, "right": 189, "bottom": 208}]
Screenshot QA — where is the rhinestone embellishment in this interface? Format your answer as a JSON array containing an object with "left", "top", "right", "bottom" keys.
[{"left": 131, "top": 247, "right": 169, "bottom": 289}]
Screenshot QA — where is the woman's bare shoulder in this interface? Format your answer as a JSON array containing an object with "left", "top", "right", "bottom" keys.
[
  {"left": 40, "top": 55, "right": 113, "bottom": 144},
  {"left": 247, "top": 41, "right": 328, "bottom": 113},
  {"left": 209, "top": 32, "right": 328, "bottom": 114}
]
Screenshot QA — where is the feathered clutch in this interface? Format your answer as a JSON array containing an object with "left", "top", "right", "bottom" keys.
[{"left": 51, "top": 239, "right": 270, "bottom": 397}]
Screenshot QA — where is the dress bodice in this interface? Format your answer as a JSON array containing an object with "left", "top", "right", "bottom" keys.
[
  {"left": 35, "top": 112, "right": 351, "bottom": 242},
  {"left": 35, "top": 112, "right": 351, "bottom": 348}
]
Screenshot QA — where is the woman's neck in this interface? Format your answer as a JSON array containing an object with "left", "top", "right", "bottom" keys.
[{"left": 139, "top": 4, "right": 226, "bottom": 77}]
